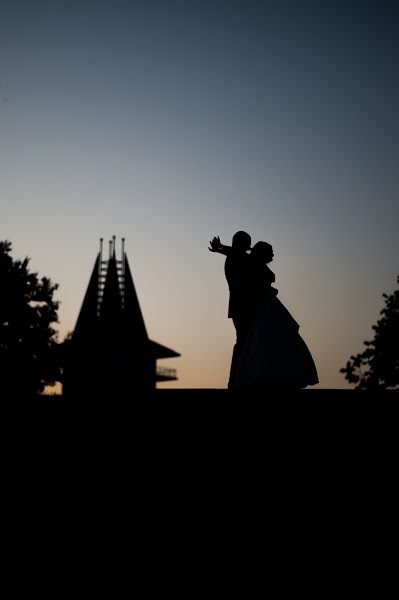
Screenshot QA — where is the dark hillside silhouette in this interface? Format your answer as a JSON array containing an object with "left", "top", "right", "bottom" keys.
[
  {"left": 0, "top": 240, "right": 60, "bottom": 396},
  {"left": 341, "top": 275, "right": 399, "bottom": 389}
]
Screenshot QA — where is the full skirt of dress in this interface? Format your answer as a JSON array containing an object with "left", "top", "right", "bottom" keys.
[{"left": 234, "top": 291, "right": 319, "bottom": 388}]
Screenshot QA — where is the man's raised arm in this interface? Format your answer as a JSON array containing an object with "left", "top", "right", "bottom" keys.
[{"left": 208, "top": 236, "right": 231, "bottom": 255}]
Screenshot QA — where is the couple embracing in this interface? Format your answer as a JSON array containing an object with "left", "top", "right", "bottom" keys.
[{"left": 209, "top": 231, "right": 319, "bottom": 390}]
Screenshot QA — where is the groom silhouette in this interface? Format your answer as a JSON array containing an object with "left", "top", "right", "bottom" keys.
[{"left": 210, "top": 231, "right": 254, "bottom": 388}]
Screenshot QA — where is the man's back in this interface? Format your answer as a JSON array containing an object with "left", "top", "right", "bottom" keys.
[{"left": 225, "top": 250, "right": 253, "bottom": 319}]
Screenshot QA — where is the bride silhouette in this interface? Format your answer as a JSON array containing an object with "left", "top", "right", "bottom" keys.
[{"left": 210, "top": 236, "right": 319, "bottom": 389}]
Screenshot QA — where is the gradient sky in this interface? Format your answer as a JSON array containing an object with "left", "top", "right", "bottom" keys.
[{"left": 1, "top": 0, "right": 398, "bottom": 389}]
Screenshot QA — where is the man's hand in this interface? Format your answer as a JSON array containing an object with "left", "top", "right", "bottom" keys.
[{"left": 209, "top": 236, "right": 221, "bottom": 252}]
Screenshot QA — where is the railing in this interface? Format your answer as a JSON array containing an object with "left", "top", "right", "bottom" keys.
[{"left": 156, "top": 367, "right": 177, "bottom": 380}]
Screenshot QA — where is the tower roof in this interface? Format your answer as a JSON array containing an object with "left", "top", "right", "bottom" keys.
[
  {"left": 72, "top": 237, "right": 180, "bottom": 360},
  {"left": 73, "top": 254, "right": 101, "bottom": 343},
  {"left": 123, "top": 255, "right": 148, "bottom": 341}
]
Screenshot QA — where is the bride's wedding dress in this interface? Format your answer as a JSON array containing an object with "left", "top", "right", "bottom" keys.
[{"left": 234, "top": 276, "right": 319, "bottom": 389}]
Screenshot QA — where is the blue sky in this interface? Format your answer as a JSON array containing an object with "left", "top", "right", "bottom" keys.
[{"left": 1, "top": 0, "right": 398, "bottom": 388}]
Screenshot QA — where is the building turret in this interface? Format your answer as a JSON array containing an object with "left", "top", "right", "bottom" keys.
[{"left": 63, "top": 237, "right": 180, "bottom": 397}]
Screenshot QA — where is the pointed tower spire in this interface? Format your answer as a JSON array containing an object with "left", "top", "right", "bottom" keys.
[
  {"left": 73, "top": 253, "right": 101, "bottom": 343},
  {"left": 64, "top": 237, "right": 180, "bottom": 396},
  {"left": 100, "top": 247, "right": 122, "bottom": 342},
  {"left": 123, "top": 255, "right": 148, "bottom": 341}
]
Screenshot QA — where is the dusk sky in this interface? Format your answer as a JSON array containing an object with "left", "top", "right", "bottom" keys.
[{"left": 1, "top": 0, "right": 398, "bottom": 389}]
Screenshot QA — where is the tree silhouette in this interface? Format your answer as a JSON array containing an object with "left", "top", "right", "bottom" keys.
[
  {"left": 340, "top": 276, "right": 399, "bottom": 390},
  {"left": 0, "top": 240, "right": 61, "bottom": 396}
]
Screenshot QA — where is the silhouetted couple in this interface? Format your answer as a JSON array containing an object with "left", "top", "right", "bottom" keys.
[{"left": 209, "top": 231, "right": 319, "bottom": 390}]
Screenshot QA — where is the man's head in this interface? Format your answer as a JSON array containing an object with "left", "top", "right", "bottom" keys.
[{"left": 232, "top": 231, "right": 251, "bottom": 252}]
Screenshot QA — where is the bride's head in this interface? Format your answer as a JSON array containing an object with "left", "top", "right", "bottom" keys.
[{"left": 251, "top": 242, "right": 274, "bottom": 263}]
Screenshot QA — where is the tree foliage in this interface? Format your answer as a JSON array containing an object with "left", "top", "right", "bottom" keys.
[
  {"left": 0, "top": 240, "right": 61, "bottom": 396},
  {"left": 340, "top": 276, "right": 399, "bottom": 389}
]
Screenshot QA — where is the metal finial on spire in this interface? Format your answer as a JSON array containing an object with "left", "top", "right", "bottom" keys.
[
  {"left": 112, "top": 235, "right": 116, "bottom": 257},
  {"left": 108, "top": 239, "right": 112, "bottom": 259},
  {"left": 121, "top": 237, "right": 125, "bottom": 259}
]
